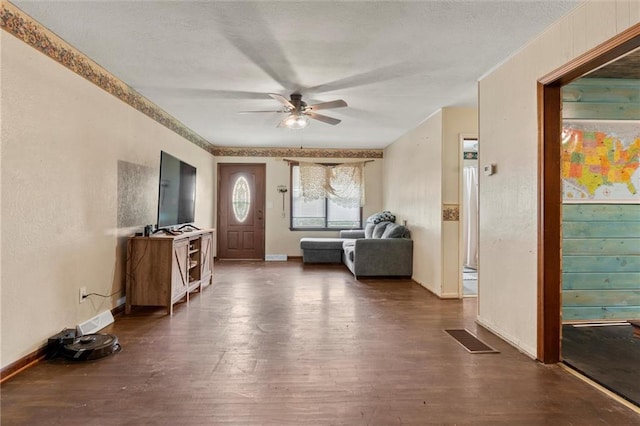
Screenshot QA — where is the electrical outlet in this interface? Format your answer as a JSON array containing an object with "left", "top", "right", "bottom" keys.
[{"left": 79, "top": 287, "right": 87, "bottom": 304}]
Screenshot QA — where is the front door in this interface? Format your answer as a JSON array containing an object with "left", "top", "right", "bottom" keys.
[{"left": 217, "top": 163, "right": 266, "bottom": 259}]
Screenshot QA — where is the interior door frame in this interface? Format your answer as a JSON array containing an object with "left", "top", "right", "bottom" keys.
[{"left": 537, "top": 23, "right": 640, "bottom": 363}]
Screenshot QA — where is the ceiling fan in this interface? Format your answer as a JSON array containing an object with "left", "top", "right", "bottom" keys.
[{"left": 241, "top": 93, "right": 348, "bottom": 129}]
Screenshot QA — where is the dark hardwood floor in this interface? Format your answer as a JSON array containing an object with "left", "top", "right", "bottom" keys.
[
  {"left": 562, "top": 324, "right": 640, "bottom": 406},
  {"left": 2, "top": 260, "right": 638, "bottom": 425}
]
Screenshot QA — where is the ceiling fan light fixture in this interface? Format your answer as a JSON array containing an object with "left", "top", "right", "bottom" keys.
[
  {"left": 284, "top": 113, "right": 309, "bottom": 129},
  {"left": 248, "top": 93, "right": 345, "bottom": 128}
]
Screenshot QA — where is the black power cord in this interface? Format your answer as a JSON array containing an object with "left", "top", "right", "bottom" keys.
[{"left": 82, "top": 290, "right": 121, "bottom": 300}]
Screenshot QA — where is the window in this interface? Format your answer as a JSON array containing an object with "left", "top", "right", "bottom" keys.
[
  {"left": 290, "top": 163, "right": 362, "bottom": 230},
  {"left": 231, "top": 176, "right": 250, "bottom": 222}
]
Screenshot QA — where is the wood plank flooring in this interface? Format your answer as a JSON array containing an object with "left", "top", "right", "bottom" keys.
[{"left": 2, "top": 260, "right": 639, "bottom": 425}]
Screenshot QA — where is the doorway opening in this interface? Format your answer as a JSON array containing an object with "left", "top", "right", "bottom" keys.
[
  {"left": 460, "top": 135, "right": 479, "bottom": 297},
  {"left": 538, "top": 23, "right": 640, "bottom": 364},
  {"left": 559, "top": 49, "right": 640, "bottom": 406}
]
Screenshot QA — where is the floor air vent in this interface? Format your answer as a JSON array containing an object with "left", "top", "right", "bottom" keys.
[
  {"left": 78, "top": 310, "right": 114, "bottom": 335},
  {"left": 445, "top": 329, "right": 499, "bottom": 354}
]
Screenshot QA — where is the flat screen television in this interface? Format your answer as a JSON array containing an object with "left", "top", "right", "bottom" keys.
[{"left": 156, "top": 151, "right": 196, "bottom": 229}]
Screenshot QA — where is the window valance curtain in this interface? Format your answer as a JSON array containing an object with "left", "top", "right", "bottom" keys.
[{"left": 298, "top": 161, "right": 366, "bottom": 207}]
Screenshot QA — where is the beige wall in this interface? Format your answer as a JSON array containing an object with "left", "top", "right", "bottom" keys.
[
  {"left": 214, "top": 157, "right": 383, "bottom": 257},
  {"left": 383, "top": 108, "right": 477, "bottom": 297},
  {"left": 1, "top": 34, "right": 215, "bottom": 368},
  {"left": 384, "top": 110, "right": 443, "bottom": 294},
  {"left": 477, "top": 1, "right": 640, "bottom": 357}
]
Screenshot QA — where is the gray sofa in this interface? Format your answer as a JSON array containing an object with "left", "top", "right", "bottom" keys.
[{"left": 299, "top": 219, "right": 413, "bottom": 278}]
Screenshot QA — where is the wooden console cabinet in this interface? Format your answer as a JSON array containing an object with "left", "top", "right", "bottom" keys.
[{"left": 125, "top": 229, "right": 214, "bottom": 315}]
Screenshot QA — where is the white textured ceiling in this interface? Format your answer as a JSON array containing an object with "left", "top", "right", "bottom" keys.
[{"left": 14, "top": 0, "right": 579, "bottom": 149}]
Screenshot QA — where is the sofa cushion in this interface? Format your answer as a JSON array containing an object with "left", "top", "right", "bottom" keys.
[
  {"left": 381, "top": 223, "right": 408, "bottom": 238},
  {"left": 340, "top": 230, "right": 365, "bottom": 239},
  {"left": 372, "top": 221, "right": 392, "bottom": 238},
  {"left": 300, "top": 238, "right": 346, "bottom": 250},
  {"left": 364, "top": 222, "right": 375, "bottom": 239}
]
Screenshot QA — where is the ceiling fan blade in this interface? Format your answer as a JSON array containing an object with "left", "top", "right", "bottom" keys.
[
  {"left": 216, "top": 4, "right": 302, "bottom": 93},
  {"left": 307, "top": 99, "right": 348, "bottom": 111},
  {"left": 307, "top": 112, "right": 341, "bottom": 125},
  {"left": 269, "top": 93, "right": 294, "bottom": 109}
]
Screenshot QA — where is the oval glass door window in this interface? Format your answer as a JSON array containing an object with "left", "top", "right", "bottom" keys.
[{"left": 232, "top": 176, "right": 250, "bottom": 222}]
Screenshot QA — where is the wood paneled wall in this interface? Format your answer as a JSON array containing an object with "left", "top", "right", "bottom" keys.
[{"left": 562, "top": 204, "right": 640, "bottom": 322}]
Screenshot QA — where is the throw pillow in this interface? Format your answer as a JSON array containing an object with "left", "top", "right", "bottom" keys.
[
  {"left": 342, "top": 241, "right": 356, "bottom": 262},
  {"left": 377, "top": 211, "right": 396, "bottom": 223},
  {"left": 347, "top": 247, "right": 355, "bottom": 262},
  {"left": 366, "top": 211, "right": 397, "bottom": 224}
]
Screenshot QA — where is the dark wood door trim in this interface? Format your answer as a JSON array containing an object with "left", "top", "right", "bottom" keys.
[
  {"left": 536, "top": 23, "right": 640, "bottom": 363},
  {"left": 539, "top": 24, "right": 640, "bottom": 86},
  {"left": 537, "top": 82, "right": 562, "bottom": 364}
]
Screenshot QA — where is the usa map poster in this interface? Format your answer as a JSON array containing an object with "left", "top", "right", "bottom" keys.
[{"left": 562, "top": 120, "right": 640, "bottom": 203}]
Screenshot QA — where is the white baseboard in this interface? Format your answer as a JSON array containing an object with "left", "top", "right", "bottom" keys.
[
  {"left": 265, "top": 254, "right": 287, "bottom": 261},
  {"left": 416, "top": 281, "right": 442, "bottom": 298},
  {"left": 476, "top": 316, "right": 536, "bottom": 359},
  {"left": 440, "top": 292, "right": 460, "bottom": 299}
]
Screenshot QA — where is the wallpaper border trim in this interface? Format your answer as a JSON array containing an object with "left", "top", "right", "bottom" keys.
[
  {"left": 442, "top": 204, "right": 460, "bottom": 221},
  {"left": 212, "top": 146, "right": 383, "bottom": 159},
  {"left": 0, "top": 0, "right": 213, "bottom": 152}
]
